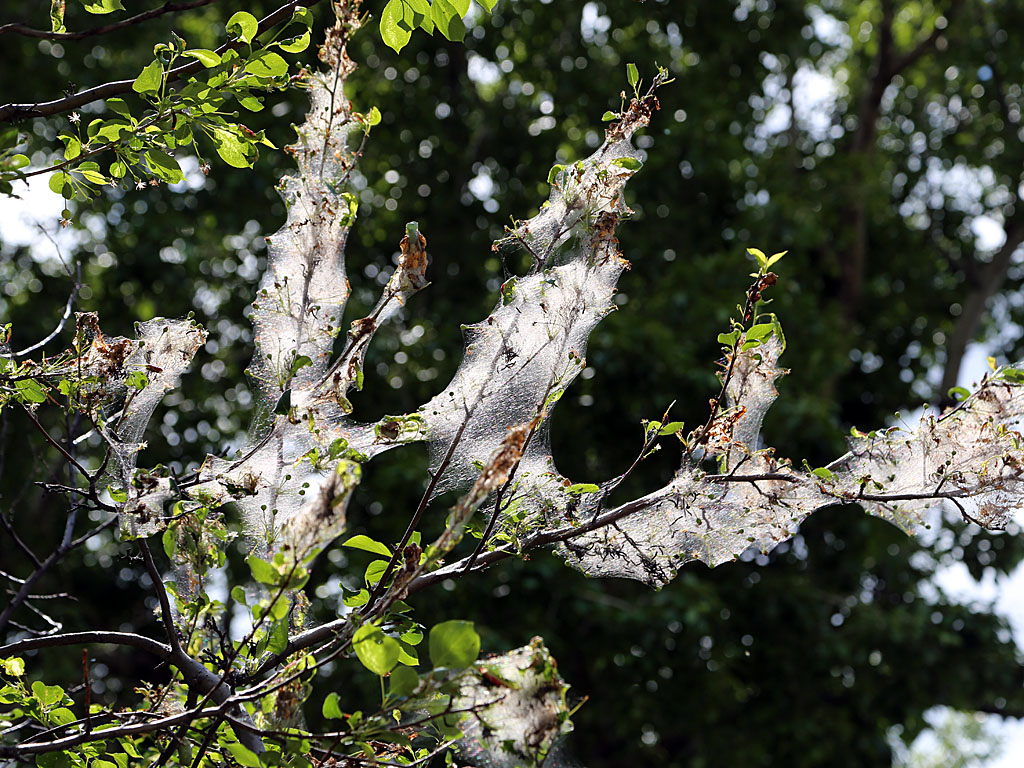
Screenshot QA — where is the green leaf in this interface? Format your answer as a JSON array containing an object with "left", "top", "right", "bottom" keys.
[
  {"left": 50, "top": 0, "right": 66, "bottom": 34},
  {"left": 245, "top": 50, "right": 288, "bottom": 78},
  {"left": 547, "top": 164, "right": 565, "bottom": 185},
  {"left": 268, "top": 590, "right": 293, "bottom": 619},
  {"left": 811, "top": 467, "right": 834, "bottom": 482},
  {"left": 380, "top": 0, "right": 413, "bottom": 53},
  {"left": 183, "top": 49, "right": 221, "bottom": 67},
  {"left": 145, "top": 150, "right": 184, "bottom": 184},
  {"left": 132, "top": 60, "right": 163, "bottom": 96},
  {"left": 37, "top": 753, "right": 71, "bottom": 768},
  {"left": 15, "top": 378, "right": 47, "bottom": 404},
  {"left": 627, "top": 62, "right": 639, "bottom": 89},
  {"left": 225, "top": 742, "right": 262, "bottom": 768},
  {"left": 343, "top": 535, "right": 392, "bottom": 557},
  {"left": 353, "top": 624, "right": 401, "bottom": 676},
  {"left": 475, "top": 0, "right": 498, "bottom": 10},
  {"left": 31, "top": 680, "right": 64, "bottom": 708},
  {"left": 247, "top": 555, "right": 278, "bottom": 585},
  {"left": 230, "top": 585, "right": 248, "bottom": 606},
  {"left": 432, "top": 0, "right": 466, "bottom": 42},
  {"left": 450, "top": 0, "right": 471, "bottom": 14},
  {"left": 401, "top": 0, "right": 431, "bottom": 18},
  {"left": 82, "top": 0, "right": 124, "bottom": 14},
  {"left": 403, "top": 0, "right": 434, "bottom": 32},
  {"left": 766, "top": 250, "right": 787, "bottom": 268},
  {"left": 59, "top": 135, "right": 81, "bottom": 161},
  {"left": 161, "top": 525, "right": 177, "bottom": 558},
  {"left": 7, "top": 154, "right": 29, "bottom": 170},
  {"left": 343, "top": 589, "right": 369, "bottom": 608},
  {"left": 266, "top": 620, "right": 288, "bottom": 655},
  {"left": 565, "top": 483, "right": 599, "bottom": 495},
  {"left": 745, "top": 323, "right": 775, "bottom": 342},
  {"left": 78, "top": 165, "right": 106, "bottom": 184},
  {"left": 289, "top": 354, "right": 312, "bottom": 376},
  {"left": 390, "top": 665, "right": 418, "bottom": 698},
  {"left": 747, "top": 247, "right": 767, "bottom": 268},
  {"left": 393, "top": 0, "right": 430, "bottom": 33},
  {"left": 105, "top": 98, "right": 131, "bottom": 117},
  {"left": 48, "top": 707, "right": 76, "bottom": 725},
  {"left": 90, "top": 119, "right": 132, "bottom": 142},
  {"left": 500, "top": 277, "right": 518, "bottom": 305},
  {"left": 210, "top": 126, "right": 256, "bottom": 169},
  {"left": 364, "top": 559, "right": 389, "bottom": 586},
  {"left": 322, "top": 691, "right": 345, "bottom": 719},
  {"left": 658, "top": 421, "right": 685, "bottom": 436},
  {"left": 273, "top": 388, "right": 292, "bottom": 415},
  {"left": 48, "top": 171, "right": 68, "bottom": 195},
  {"left": 237, "top": 95, "right": 265, "bottom": 112},
  {"left": 717, "top": 331, "right": 740, "bottom": 347},
  {"left": 366, "top": 106, "right": 382, "bottom": 127},
  {"left": 397, "top": 641, "right": 418, "bottom": 666},
  {"left": 601, "top": 111, "right": 618, "bottom": 121},
  {"left": 226, "top": 11, "right": 258, "bottom": 43},
  {"left": 401, "top": 627, "right": 424, "bottom": 645},
  {"left": 948, "top": 386, "right": 971, "bottom": 402},
  {"left": 125, "top": 370, "right": 149, "bottom": 389},
  {"left": 277, "top": 30, "right": 311, "bottom": 53},
  {"left": 254, "top": 129, "right": 276, "bottom": 148},
  {"left": 0, "top": 657, "right": 24, "bottom": 676},
  {"left": 290, "top": 6, "right": 314, "bottom": 27},
  {"left": 429, "top": 620, "right": 480, "bottom": 669},
  {"left": 611, "top": 156, "right": 643, "bottom": 171},
  {"left": 79, "top": 163, "right": 107, "bottom": 183}
]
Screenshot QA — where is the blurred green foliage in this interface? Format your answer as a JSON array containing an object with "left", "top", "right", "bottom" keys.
[{"left": 3, "top": 1, "right": 1024, "bottom": 765}]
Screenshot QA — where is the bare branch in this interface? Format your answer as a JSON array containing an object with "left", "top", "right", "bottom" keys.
[
  {"left": 138, "top": 539, "right": 181, "bottom": 654},
  {"left": 0, "top": 630, "right": 171, "bottom": 659}
]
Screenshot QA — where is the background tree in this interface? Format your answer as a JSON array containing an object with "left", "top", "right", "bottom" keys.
[{"left": 2, "top": 1, "right": 1024, "bottom": 766}]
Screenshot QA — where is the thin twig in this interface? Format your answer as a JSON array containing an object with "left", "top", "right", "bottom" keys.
[
  {"left": 20, "top": 405, "right": 91, "bottom": 480},
  {"left": 139, "top": 539, "right": 182, "bottom": 654}
]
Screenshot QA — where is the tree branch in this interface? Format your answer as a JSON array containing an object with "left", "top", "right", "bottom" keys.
[
  {"left": 938, "top": 213, "right": 1024, "bottom": 405},
  {"left": 841, "top": 1, "right": 963, "bottom": 327},
  {"left": 0, "top": 0, "right": 323, "bottom": 123},
  {"left": 138, "top": 539, "right": 181, "bottom": 654},
  {"left": 0, "top": 631, "right": 171, "bottom": 659},
  {"left": 0, "top": 0, "right": 218, "bottom": 42}
]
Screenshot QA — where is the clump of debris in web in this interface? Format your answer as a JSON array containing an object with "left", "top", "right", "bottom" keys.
[
  {"left": 61, "top": 313, "right": 207, "bottom": 539},
  {"left": 454, "top": 638, "right": 572, "bottom": 768}
]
